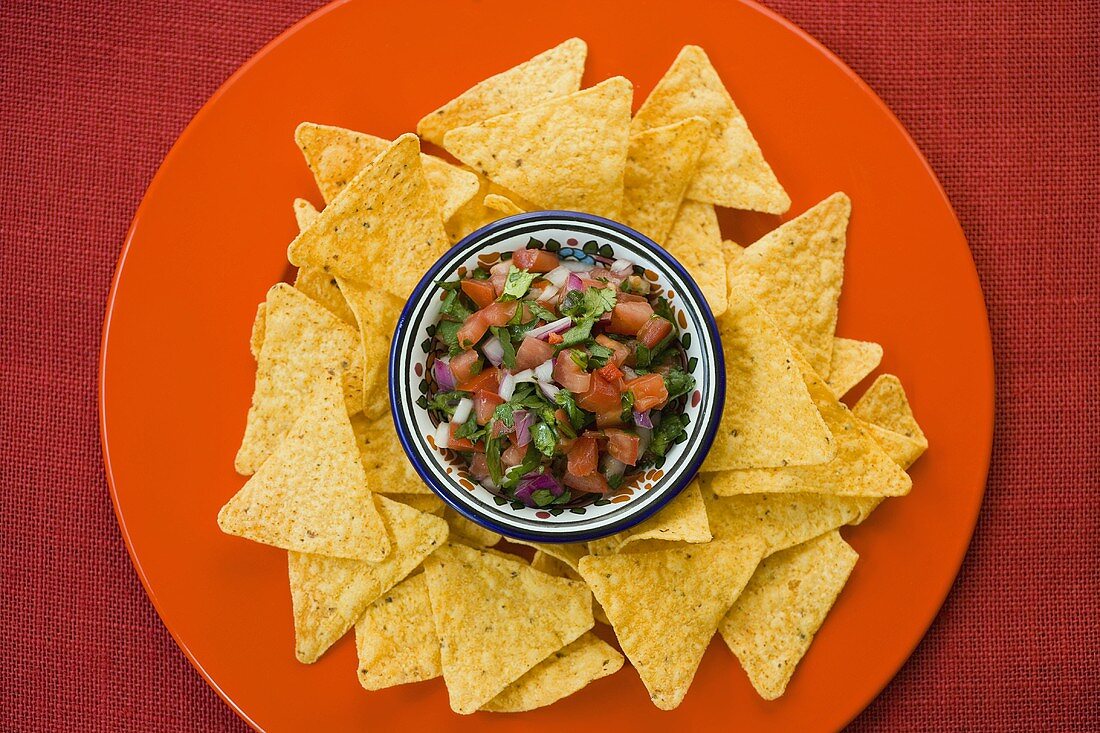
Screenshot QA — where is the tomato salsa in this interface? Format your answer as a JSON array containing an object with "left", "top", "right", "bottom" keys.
[{"left": 425, "top": 244, "right": 695, "bottom": 508}]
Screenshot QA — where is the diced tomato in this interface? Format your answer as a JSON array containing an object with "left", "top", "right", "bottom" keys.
[
  {"left": 564, "top": 471, "right": 611, "bottom": 494},
  {"left": 491, "top": 420, "right": 513, "bottom": 438},
  {"left": 456, "top": 366, "right": 499, "bottom": 393},
  {"left": 608, "top": 301, "right": 655, "bottom": 335},
  {"left": 595, "top": 334, "right": 630, "bottom": 367},
  {"left": 512, "top": 248, "right": 560, "bottom": 272},
  {"left": 627, "top": 373, "right": 669, "bottom": 412},
  {"left": 596, "top": 409, "right": 625, "bottom": 428},
  {"left": 490, "top": 273, "right": 507, "bottom": 297},
  {"left": 502, "top": 442, "right": 529, "bottom": 468},
  {"left": 553, "top": 350, "right": 592, "bottom": 393},
  {"left": 604, "top": 428, "right": 641, "bottom": 465},
  {"left": 547, "top": 331, "right": 564, "bottom": 345},
  {"left": 473, "top": 389, "right": 504, "bottom": 424},
  {"left": 615, "top": 291, "right": 647, "bottom": 303},
  {"left": 515, "top": 336, "right": 555, "bottom": 371},
  {"left": 637, "top": 316, "right": 673, "bottom": 349},
  {"left": 577, "top": 374, "right": 621, "bottom": 414},
  {"left": 460, "top": 279, "right": 496, "bottom": 309},
  {"left": 469, "top": 452, "right": 490, "bottom": 479},
  {"left": 567, "top": 435, "right": 598, "bottom": 476},
  {"left": 596, "top": 362, "right": 624, "bottom": 383},
  {"left": 449, "top": 350, "right": 482, "bottom": 384},
  {"left": 481, "top": 300, "right": 519, "bottom": 326},
  {"left": 448, "top": 424, "right": 484, "bottom": 452},
  {"left": 456, "top": 301, "right": 519, "bottom": 349}
]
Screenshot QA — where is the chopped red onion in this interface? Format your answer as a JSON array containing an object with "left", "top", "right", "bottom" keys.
[
  {"left": 432, "top": 358, "right": 456, "bottom": 391},
  {"left": 533, "top": 358, "right": 554, "bottom": 383},
  {"left": 481, "top": 336, "right": 505, "bottom": 366},
  {"left": 632, "top": 410, "right": 654, "bottom": 429},
  {"left": 527, "top": 316, "right": 572, "bottom": 340},
  {"left": 498, "top": 371, "right": 516, "bottom": 401},
  {"left": 610, "top": 258, "right": 634, "bottom": 274},
  {"left": 513, "top": 410, "right": 532, "bottom": 446},
  {"left": 515, "top": 472, "right": 565, "bottom": 506},
  {"left": 563, "top": 273, "right": 584, "bottom": 295},
  {"left": 452, "top": 397, "right": 473, "bottom": 424}
]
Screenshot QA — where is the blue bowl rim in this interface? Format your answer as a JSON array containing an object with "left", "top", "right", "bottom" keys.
[{"left": 389, "top": 210, "right": 725, "bottom": 543}]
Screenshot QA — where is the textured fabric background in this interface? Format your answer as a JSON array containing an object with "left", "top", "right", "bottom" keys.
[{"left": 1, "top": 1, "right": 1096, "bottom": 730}]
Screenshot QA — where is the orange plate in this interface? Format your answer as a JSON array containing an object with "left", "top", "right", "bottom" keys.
[{"left": 100, "top": 1, "right": 993, "bottom": 730}]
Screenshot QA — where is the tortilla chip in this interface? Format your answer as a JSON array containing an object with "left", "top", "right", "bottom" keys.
[
  {"left": 853, "top": 374, "right": 928, "bottom": 449},
  {"left": 248, "top": 303, "right": 266, "bottom": 359},
  {"left": 701, "top": 291, "right": 834, "bottom": 471},
  {"left": 699, "top": 478, "right": 873, "bottom": 555},
  {"left": 294, "top": 123, "right": 479, "bottom": 221},
  {"left": 483, "top": 192, "right": 528, "bottom": 215},
  {"left": 631, "top": 45, "right": 788, "bottom": 213},
  {"left": 578, "top": 538, "right": 765, "bottom": 709},
  {"left": 417, "top": 38, "right": 587, "bottom": 146},
  {"left": 482, "top": 633, "right": 624, "bottom": 712},
  {"left": 220, "top": 376, "right": 389, "bottom": 560},
  {"left": 442, "top": 77, "right": 632, "bottom": 219},
  {"left": 334, "top": 279, "right": 401, "bottom": 419},
  {"left": 424, "top": 543, "right": 594, "bottom": 714},
  {"left": 289, "top": 495, "right": 448, "bottom": 663},
  {"left": 587, "top": 479, "right": 711, "bottom": 556},
  {"left": 719, "top": 531, "right": 858, "bottom": 700},
  {"left": 443, "top": 508, "right": 502, "bottom": 547},
  {"left": 287, "top": 134, "right": 448, "bottom": 299},
  {"left": 622, "top": 116, "right": 709, "bottom": 244},
  {"left": 827, "top": 338, "right": 883, "bottom": 397},
  {"left": 665, "top": 200, "right": 727, "bottom": 317},
  {"left": 706, "top": 352, "right": 911, "bottom": 497},
  {"left": 530, "top": 551, "right": 610, "bottom": 626},
  {"left": 234, "top": 283, "right": 363, "bottom": 473},
  {"left": 510, "top": 541, "right": 589, "bottom": 573},
  {"left": 349, "top": 411, "right": 431, "bottom": 495},
  {"left": 354, "top": 572, "right": 441, "bottom": 690},
  {"left": 289, "top": 198, "right": 358, "bottom": 326},
  {"left": 727, "top": 192, "right": 850, "bottom": 377},
  {"left": 384, "top": 493, "right": 445, "bottom": 514},
  {"left": 292, "top": 196, "right": 320, "bottom": 230}
]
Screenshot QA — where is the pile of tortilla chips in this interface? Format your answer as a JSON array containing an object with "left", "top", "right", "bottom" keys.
[{"left": 217, "top": 38, "right": 928, "bottom": 713}]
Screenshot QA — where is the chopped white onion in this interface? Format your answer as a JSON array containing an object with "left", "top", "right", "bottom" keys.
[
  {"left": 533, "top": 358, "right": 554, "bottom": 382},
  {"left": 621, "top": 366, "right": 638, "bottom": 381},
  {"left": 602, "top": 455, "right": 627, "bottom": 479},
  {"left": 490, "top": 260, "right": 512, "bottom": 277},
  {"left": 511, "top": 369, "right": 535, "bottom": 383},
  {"left": 527, "top": 316, "right": 572, "bottom": 340},
  {"left": 498, "top": 372, "right": 516, "bottom": 401},
  {"left": 537, "top": 284, "right": 560, "bottom": 302},
  {"left": 434, "top": 421, "right": 451, "bottom": 450},
  {"left": 481, "top": 336, "right": 505, "bottom": 366},
  {"left": 537, "top": 381, "right": 560, "bottom": 400},
  {"left": 544, "top": 266, "right": 571, "bottom": 287},
  {"left": 610, "top": 258, "right": 635, "bottom": 274},
  {"left": 560, "top": 260, "right": 592, "bottom": 272},
  {"left": 636, "top": 426, "right": 653, "bottom": 457},
  {"left": 452, "top": 398, "right": 473, "bottom": 424}
]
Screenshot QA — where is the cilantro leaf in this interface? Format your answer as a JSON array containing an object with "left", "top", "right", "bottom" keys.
[
  {"left": 492, "top": 401, "right": 517, "bottom": 428},
  {"left": 526, "top": 302, "right": 557, "bottom": 322},
  {"left": 647, "top": 413, "right": 689, "bottom": 458},
  {"left": 501, "top": 447, "right": 541, "bottom": 489},
  {"left": 620, "top": 390, "right": 636, "bottom": 422},
  {"left": 560, "top": 286, "right": 617, "bottom": 320},
  {"left": 652, "top": 294, "right": 675, "bottom": 323},
  {"left": 557, "top": 317, "right": 594, "bottom": 349},
  {"left": 664, "top": 368, "right": 696, "bottom": 401},
  {"left": 490, "top": 326, "right": 517, "bottom": 370},
  {"left": 500, "top": 265, "right": 538, "bottom": 301},
  {"left": 569, "top": 349, "right": 589, "bottom": 370},
  {"left": 530, "top": 421, "right": 557, "bottom": 457},
  {"left": 485, "top": 435, "right": 504, "bottom": 485},
  {"left": 587, "top": 341, "right": 615, "bottom": 368},
  {"left": 439, "top": 289, "right": 472, "bottom": 321},
  {"left": 554, "top": 390, "right": 589, "bottom": 430},
  {"left": 425, "top": 390, "right": 467, "bottom": 418},
  {"left": 530, "top": 488, "right": 556, "bottom": 507},
  {"left": 633, "top": 342, "right": 653, "bottom": 368},
  {"left": 455, "top": 412, "right": 485, "bottom": 441}
]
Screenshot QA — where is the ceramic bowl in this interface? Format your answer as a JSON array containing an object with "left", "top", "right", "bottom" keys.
[{"left": 389, "top": 211, "right": 724, "bottom": 543}]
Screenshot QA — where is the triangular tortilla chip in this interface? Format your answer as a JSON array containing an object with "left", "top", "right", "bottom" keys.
[
  {"left": 706, "top": 352, "right": 911, "bottom": 497},
  {"left": 287, "top": 134, "right": 448, "bottom": 298},
  {"left": 220, "top": 376, "right": 388, "bottom": 560},
  {"left": 385, "top": 493, "right": 445, "bottom": 514},
  {"left": 827, "top": 338, "right": 883, "bottom": 397},
  {"left": 335, "top": 278, "right": 402, "bottom": 419},
  {"left": 349, "top": 412, "right": 431, "bottom": 495},
  {"left": 719, "top": 531, "right": 858, "bottom": 700},
  {"left": 290, "top": 198, "right": 361, "bottom": 324},
  {"left": 665, "top": 200, "right": 728, "bottom": 317},
  {"left": 234, "top": 284, "right": 363, "bottom": 474},
  {"left": 294, "top": 123, "right": 479, "bottom": 220},
  {"left": 530, "top": 552, "right": 610, "bottom": 626},
  {"left": 483, "top": 192, "right": 528, "bottom": 215},
  {"left": 727, "top": 192, "right": 850, "bottom": 377},
  {"left": 442, "top": 77, "right": 632, "bottom": 219},
  {"left": 632, "top": 45, "right": 788, "bottom": 213},
  {"left": 578, "top": 538, "right": 765, "bottom": 709},
  {"left": 417, "top": 38, "right": 587, "bottom": 146},
  {"left": 860, "top": 420, "right": 924, "bottom": 471},
  {"left": 354, "top": 572, "right": 441, "bottom": 690},
  {"left": 292, "top": 196, "right": 320, "bottom": 230},
  {"left": 482, "top": 633, "right": 624, "bottom": 712},
  {"left": 510, "top": 540, "right": 588, "bottom": 573},
  {"left": 853, "top": 374, "right": 928, "bottom": 449},
  {"left": 424, "top": 543, "right": 593, "bottom": 714},
  {"left": 623, "top": 116, "right": 709, "bottom": 244},
  {"left": 701, "top": 291, "right": 834, "bottom": 471},
  {"left": 587, "top": 479, "right": 711, "bottom": 556},
  {"left": 442, "top": 508, "right": 502, "bottom": 547},
  {"left": 289, "top": 495, "right": 448, "bottom": 663},
  {"left": 248, "top": 302, "right": 266, "bottom": 359}
]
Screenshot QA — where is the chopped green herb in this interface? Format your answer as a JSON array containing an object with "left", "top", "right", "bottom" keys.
[
  {"left": 492, "top": 402, "right": 517, "bottom": 429},
  {"left": 526, "top": 302, "right": 557, "bottom": 322},
  {"left": 557, "top": 317, "right": 594, "bottom": 349},
  {"left": 652, "top": 294, "right": 675, "bottom": 323},
  {"left": 560, "top": 286, "right": 617, "bottom": 320},
  {"left": 502, "top": 447, "right": 541, "bottom": 489},
  {"left": 587, "top": 341, "right": 615, "bottom": 368},
  {"left": 470, "top": 268, "right": 491, "bottom": 281},
  {"left": 647, "top": 413, "right": 689, "bottom": 458},
  {"left": 425, "top": 390, "right": 467, "bottom": 418},
  {"left": 485, "top": 435, "right": 504, "bottom": 485},
  {"left": 530, "top": 421, "right": 557, "bottom": 457},
  {"left": 500, "top": 265, "right": 538, "bottom": 301},
  {"left": 454, "top": 412, "right": 482, "bottom": 439},
  {"left": 436, "top": 320, "right": 464, "bottom": 357},
  {"left": 569, "top": 349, "right": 589, "bottom": 370},
  {"left": 490, "top": 326, "right": 517, "bottom": 370},
  {"left": 554, "top": 389, "right": 588, "bottom": 430},
  {"left": 439, "top": 289, "right": 472, "bottom": 321},
  {"left": 530, "top": 488, "right": 556, "bottom": 507},
  {"left": 663, "top": 368, "right": 696, "bottom": 400},
  {"left": 620, "top": 390, "right": 636, "bottom": 422},
  {"left": 634, "top": 342, "right": 654, "bottom": 368}
]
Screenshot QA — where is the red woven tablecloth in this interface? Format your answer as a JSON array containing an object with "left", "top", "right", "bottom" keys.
[{"left": 2, "top": 1, "right": 1097, "bottom": 730}]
